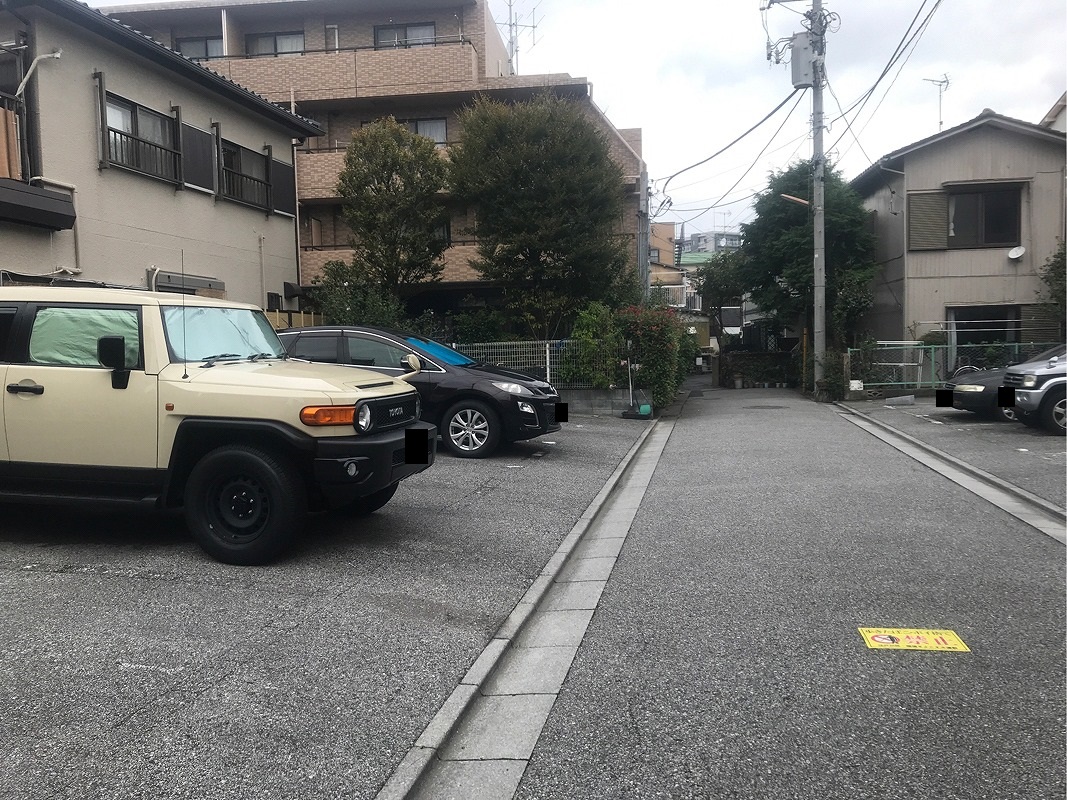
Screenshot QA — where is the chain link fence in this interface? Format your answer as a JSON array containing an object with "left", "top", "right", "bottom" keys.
[
  {"left": 847, "top": 341, "right": 1060, "bottom": 388},
  {"left": 453, "top": 339, "right": 631, "bottom": 389}
]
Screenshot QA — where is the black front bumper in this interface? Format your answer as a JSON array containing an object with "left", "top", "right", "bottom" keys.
[
  {"left": 312, "top": 421, "right": 437, "bottom": 507},
  {"left": 504, "top": 397, "right": 564, "bottom": 442}
]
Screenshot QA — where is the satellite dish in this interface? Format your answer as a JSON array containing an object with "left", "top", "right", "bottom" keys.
[{"left": 1008, "top": 246, "right": 1026, "bottom": 260}]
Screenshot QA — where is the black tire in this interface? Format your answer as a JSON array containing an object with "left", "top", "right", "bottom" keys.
[
  {"left": 1039, "top": 390, "right": 1066, "bottom": 435},
  {"left": 993, "top": 404, "right": 1018, "bottom": 422},
  {"left": 184, "top": 445, "right": 306, "bottom": 565},
  {"left": 1018, "top": 410, "right": 1043, "bottom": 428},
  {"left": 330, "top": 483, "right": 398, "bottom": 517},
  {"left": 442, "top": 399, "right": 501, "bottom": 458}
]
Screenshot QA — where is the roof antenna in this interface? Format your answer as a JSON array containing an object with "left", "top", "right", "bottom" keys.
[{"left": 923, "top": 74, "right": 950, "bottom": 131}]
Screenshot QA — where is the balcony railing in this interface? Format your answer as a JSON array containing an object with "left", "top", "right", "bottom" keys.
[
  {"left": 222, "top": 167, "right": 269, "bottom": 208},
  {"left": 107, "top": 128, "right": 180, "bottom": 184}
]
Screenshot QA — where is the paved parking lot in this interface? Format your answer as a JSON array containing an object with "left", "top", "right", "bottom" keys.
[
  {"left": 0, "top": 414, "right": 649, "bottom": 800},
  {"left": 841, "top": 397, "right": 1066, "bottom": 509}
]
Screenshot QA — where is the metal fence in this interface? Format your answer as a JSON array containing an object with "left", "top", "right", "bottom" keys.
[
  {"left": 847, "top": 341, "right": 1060, "bottom": 388},
  {"left": 453, "top": 339, "right": 630, "bottom": 389}
]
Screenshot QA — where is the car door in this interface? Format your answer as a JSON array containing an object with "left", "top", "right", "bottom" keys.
[{"left": 4, "top": 303, "right": 157, "bottom": 468}]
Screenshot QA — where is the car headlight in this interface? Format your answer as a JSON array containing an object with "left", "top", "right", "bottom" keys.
[
  {"left": 955, "top": 384, "right": 986, "bottom": 392},
  {"left": 491, "top": 381, "right": 533, "bottom": 396},
  {"left": 356, "top": 403, "right": 372, "bottom": 432},
  {"left": 1022, "top": 375, "right": 1037, "bottom": 387}
]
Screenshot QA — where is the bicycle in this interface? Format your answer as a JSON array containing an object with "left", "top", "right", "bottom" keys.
[{"left": 950, "top": 364, "right": 984, "bottom": 379}]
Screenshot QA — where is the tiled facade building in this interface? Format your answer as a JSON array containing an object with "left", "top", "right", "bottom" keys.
[{"left": 103, "top": 0, "right": 650, "bottom": 313}]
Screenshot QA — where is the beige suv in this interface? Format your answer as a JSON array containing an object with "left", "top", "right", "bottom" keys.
[{"left": 0, "top": 287, "right": 437, "bottom": 564}]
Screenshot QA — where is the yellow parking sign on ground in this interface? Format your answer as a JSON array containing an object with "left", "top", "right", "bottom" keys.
[{"left": 859, "top": 627, "right": 970, "bottom": 652}]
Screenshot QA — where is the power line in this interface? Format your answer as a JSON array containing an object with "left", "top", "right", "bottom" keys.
[{"left": 653, "top": 88, "right": 804, "bottom": 216}]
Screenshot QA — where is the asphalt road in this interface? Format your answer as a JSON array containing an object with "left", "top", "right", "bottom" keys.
[
  {"left": 841, "top": 397, "right": 1066, "bottom": 509},
  {"left": 516, "top": 384, "right": 1065, "bottom": 800},
  {"left": 0, "top": 414, "right": 648, "bottom": 800}
]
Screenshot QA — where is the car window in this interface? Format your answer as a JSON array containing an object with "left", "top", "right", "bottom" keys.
[
  {"left": 28, "top": 306, "right": 141, "bottom": 368},
  {"left": 404, "top": 335, "right": 476, "bottom": 366},
  {"left": 161, "top": 306, "right": 286, "bottom": 362},
  {"left": 347, "top": 336, "right": 410, "bottom": 369},
  {"left": 286, "top": 334, "right": 339, "bottom": 363},
  {"left": 0, "top": 307, "right": 16, "bottom": 361}
]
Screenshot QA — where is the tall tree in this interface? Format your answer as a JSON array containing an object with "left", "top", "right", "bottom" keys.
[
  {"left": 691, "top": 250, "right": 745, "bottom": 339},
  {"left": 1037, "top": 239, "right": 1066, "bottom": 338},
  {"left": 336, "top": 117, "right": 449, "bottom": 299},
  {"left": 739, "top": 160, "right": 878, "bottom": 347},
  {"left": 448, "top": 94, "right": 639, "bottom": 339}
]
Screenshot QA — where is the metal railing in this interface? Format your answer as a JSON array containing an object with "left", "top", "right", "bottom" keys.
[
  {"left": 453, "top": 339, "right": 630, "bottom": 389},
  {"left": 222, "top": 167, "right": 269, "bottom": 208},
  {"left": 847, "top": 341, "right": 1061, "bottom": 388},
  {"left": 107, "top": 128, "right": 180, "bottom": 183}
]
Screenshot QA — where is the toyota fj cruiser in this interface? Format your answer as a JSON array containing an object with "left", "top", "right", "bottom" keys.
[{"left": 0, "top": 287, "right": 437, "bottom": 564}]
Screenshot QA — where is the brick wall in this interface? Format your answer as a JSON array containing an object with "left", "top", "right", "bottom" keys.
[{"left": 297, "top": 150, "right": 346, "bottom": 200}]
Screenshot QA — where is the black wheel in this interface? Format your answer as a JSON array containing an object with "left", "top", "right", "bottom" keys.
[
  {"left": 184, "top": 445, "right": 306, "bottom": 565},
  {"left": 1039, "top": 390, "right": 1066, "bottom": 435},
  {"left": 442, "top": 399, "right": 501, "bottom": 458},
  {"left": 1018, "top": 410, "right": 1042, "bottom": 428},
  {"left": 994, "top": 404, "right": 1018, "bottom": 422},
  {"left": 330, "top": 483, "right": 399, "bottom": 517}
]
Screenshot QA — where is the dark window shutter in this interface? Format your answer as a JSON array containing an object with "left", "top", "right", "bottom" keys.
[
  {"left": 181, "top": 123, "right": 215, "bottom": 192},
  {"left": 272, "top": 159, "right": 296, "bottom": 215},
  {"left": 908, "top": 192, "right": 948, "bottom": 250}
]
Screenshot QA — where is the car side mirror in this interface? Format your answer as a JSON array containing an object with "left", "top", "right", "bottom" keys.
[
  {"left": 400, "top": 353, "right": 421, "bottom": 380},
  {"left": 97, "top": 335, "right": 131, "bottom": 389}
]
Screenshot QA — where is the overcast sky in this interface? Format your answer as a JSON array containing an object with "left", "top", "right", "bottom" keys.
[{"left": 488, "top": 0, "right": 1066, "bottom": 236}]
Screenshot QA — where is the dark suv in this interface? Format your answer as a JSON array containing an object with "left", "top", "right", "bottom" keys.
[{"left": 279, "top": 326, "right": 563, "bottom": 458}]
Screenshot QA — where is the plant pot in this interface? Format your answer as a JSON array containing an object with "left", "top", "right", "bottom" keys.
[{"left": 733, "top": 377, "right": 743, "bottom": 389}]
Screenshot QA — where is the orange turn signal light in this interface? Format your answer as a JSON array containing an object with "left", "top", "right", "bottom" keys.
[{"left": 300, "top": 405, "right": 356, "bottom": 426}]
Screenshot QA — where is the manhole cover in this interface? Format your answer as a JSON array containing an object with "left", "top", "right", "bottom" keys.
[{"left": 743, "top": 405, "right": 787, "bottom": 409}]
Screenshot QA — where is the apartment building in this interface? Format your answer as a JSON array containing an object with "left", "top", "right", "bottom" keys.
[
  {"left": 103, "top": 0, "right": 650, "bottom": 314},
  {"left": 1, "top": 0, "right": 322, "bottom": 306}
]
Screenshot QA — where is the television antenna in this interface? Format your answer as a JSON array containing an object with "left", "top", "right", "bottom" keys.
[
  {"left": 923, "top": 73, "right": 950, "bottom": 131},
  {"left": 500, "top": 0, "right": 541, "bottom": 75}
]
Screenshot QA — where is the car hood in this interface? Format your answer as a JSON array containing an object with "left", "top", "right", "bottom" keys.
[
  {"left": 464, "top": 362, "right": 555, "bottom": 390},
  {"left": 160, "top": 358, "right": 404, "bottom": 401},
  {"left": 949, "top": 368, "right": 1008, "bottom": 387}
]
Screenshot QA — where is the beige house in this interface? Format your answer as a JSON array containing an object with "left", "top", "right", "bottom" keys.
[
  {"left": 102, "top": 0, "right": 650, "bottom": 314},
  {"left": 852, "top": 104, "right": 1066, "bottom": 345},
  {"left": 0, "top": 0, "right": 322, "bottom": 308}
]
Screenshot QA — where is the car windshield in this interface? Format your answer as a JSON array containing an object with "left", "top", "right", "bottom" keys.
[
  {"left": 405, "top": 335, "right": 477, "bottom": 366},
  {"left": 161, "top": 306, "right": 288, "bottom": 363},
  {"left": 1032, "top": 344, "right": 1066, "bottom": 361}
]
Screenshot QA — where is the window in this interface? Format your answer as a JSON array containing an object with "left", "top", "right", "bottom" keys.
[
  {"left": 288, "top": 335, "right": 339, "bottom": 363},
  {"left": 177, "top": 37, "right": 223, "bottom": 60},
  {"left": 364, "top": 118, "right": 447, "bottom": 146},
  {"left": 649, "top": 248, "right": 660, "bottom": 262},
  {"left": 948, "top": 188, "right": 1021, "bottom": 249},
  {"left": 221, "top": 140, "right": 269, "bottom": 208},
  {"left": 28, "top": 307, "right": 141, "bottom": 368},
  {"left": 105, "top": 95, "right": 179, "bottom": 183},
  {"left": 346, "top": 336, "right": 410, "bottom": 370},
  {"left": 374, "top": 23, "right": 435, "bottom": 49},
  {"left": 325, "top": 24, "right": 339, "bottom": 52},
  {"left": 247, "top": 32, "right": 304, "bottom": 56},
  {"left": 908, "top": 186, "right": 1022, "bottom": 251}
]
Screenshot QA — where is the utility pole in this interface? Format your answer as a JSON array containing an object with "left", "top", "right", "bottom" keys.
[
  {"left": 810, "top": 0, "right": 826, "bottom": 394},
  {"left": 769, "top": 0, "right": 828, "bottom": 394}
]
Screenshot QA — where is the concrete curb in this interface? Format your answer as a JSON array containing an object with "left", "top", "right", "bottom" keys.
[
  {"left": 375, "top": 415, "right": 662, "bottom": 800},
  {"left": 834, "top": 401, "right": 1067, "bottom": 523}
]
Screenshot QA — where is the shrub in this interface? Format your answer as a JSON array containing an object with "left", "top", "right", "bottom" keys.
[{"left": 615, "top": 305, "right": 683, "bottom": 409}]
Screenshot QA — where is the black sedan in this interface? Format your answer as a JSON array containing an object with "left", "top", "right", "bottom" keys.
[
  {"left": 278, "top": 325, "right": 563, "bottom": 458},
  {"left": 945, "top": 367, "right": 1016, "bottom": 421},
  {"left": 945, "top": 345, "right": 1066, "bottom": 422}
]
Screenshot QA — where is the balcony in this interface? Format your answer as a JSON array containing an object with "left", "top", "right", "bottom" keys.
[
  {"left": 206, "top": 38, "right": 480, "bottom": 104},
  {"left": 296, "top": 150, "right": 346, "bottom": 200}
]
